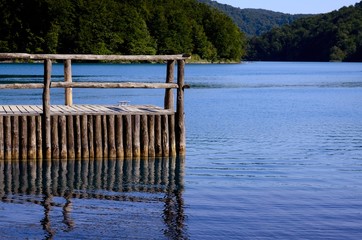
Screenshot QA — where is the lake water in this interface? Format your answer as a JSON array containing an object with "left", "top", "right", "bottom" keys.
[{"left": 0, "top": 62, "right": 362, "bottom": 239}]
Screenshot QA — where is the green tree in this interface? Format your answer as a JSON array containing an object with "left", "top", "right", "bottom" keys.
[
  {"left": 0, "top": 0, "right": 246, "bottom": 62},
  {"left": 247, "top": 1, "right": 362, "bottom": 62}
]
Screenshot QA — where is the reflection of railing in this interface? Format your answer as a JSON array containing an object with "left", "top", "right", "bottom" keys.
[{"left": 0, "top": 157, "right": 186, "bottom": 239}]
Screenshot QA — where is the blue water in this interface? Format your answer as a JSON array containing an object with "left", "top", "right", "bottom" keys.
[{"left": 1, "top": 62, "right": 362, "bottom": 239}]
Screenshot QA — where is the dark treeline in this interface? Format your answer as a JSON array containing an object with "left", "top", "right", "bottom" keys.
[
  {"left": 247, "top": 2, "right": 362, "bottom": 62},
  {"left": 0, "top": 0, "right": 246, "bottom": 62}
]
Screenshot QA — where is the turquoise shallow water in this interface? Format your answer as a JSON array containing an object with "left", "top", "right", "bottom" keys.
[{"left": 1, "top": 62, "right": 362, "bottom": 239}]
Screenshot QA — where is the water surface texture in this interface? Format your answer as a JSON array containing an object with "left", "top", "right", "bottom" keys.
[{"left": 1, "top": 62, "right": 362, "bottom": 239}]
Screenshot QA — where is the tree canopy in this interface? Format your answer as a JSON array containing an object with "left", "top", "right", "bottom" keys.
[
  {"left": 247, "top": 2, "right": 362, "bottom": 62},
  {"left": 0, "top": 0, "right": 246, "bottom": 62}
]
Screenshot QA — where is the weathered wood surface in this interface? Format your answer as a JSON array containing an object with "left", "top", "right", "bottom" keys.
[
  {"left": 52, "top": 82, "right": 179, "bottom": 89},
  {"left": 0, "top": 105, "right": 173, "bottom": 116},
  {"left": 165, "top": 60, "right": 175, "bottom": 110},
  {"left": 0, "top": 112, "right": 177, "bottom": 160},
  {"left": 43, "top": 59, "right": 52, "bottom": 159},
  {"left": 64, "top": 59, "right": 73, "bottom": 106},
  {"left": 176, "top": 60, "right": 186, "bottom": 155},
  {"left": 0, "top": 82, "right": 178, "bottom": 89},
  {"left": 0, "top": 53, "right": 190, "bottom": 61},
  {"left": 0, "top": 53, "right": 188, "bottom": 159}
]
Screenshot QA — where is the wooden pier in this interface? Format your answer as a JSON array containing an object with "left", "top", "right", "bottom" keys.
[{"left": 0, "top": 53, "right": 189, "bottom": 160}]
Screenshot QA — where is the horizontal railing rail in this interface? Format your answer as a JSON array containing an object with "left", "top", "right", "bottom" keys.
[
  {"left": 0, "top": 53, "right": 190, "bottom": 61},
  {"left": 0, "top": 82, "right": 179, "bottom": 89}
]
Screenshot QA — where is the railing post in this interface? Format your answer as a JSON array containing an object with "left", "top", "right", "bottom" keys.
[
  {"left": 176, "top": 60, "right": 186, "bottom": 155},
  {"left": 64, "top": 59, "right": 73, "bottom": 106},
  {"left": 43, "top": 59, "right": 52, "bottom": 159},
  {"left": 165, "top": 60, "right": 176, "bottom": 155},
  {"left": 164, "top": 60, "right": 175, "bottom": 110}
]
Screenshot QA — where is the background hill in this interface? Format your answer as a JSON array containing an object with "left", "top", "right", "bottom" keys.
[
  {"left": 197, "top": 0, "right": 310, "bottom": 36},
  {"left": 247, "top": 2, "right": 362, "bottom": 61}
]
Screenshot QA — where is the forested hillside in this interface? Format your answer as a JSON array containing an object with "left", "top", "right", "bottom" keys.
[
  {"left": 197, "top": 0, "right": 309, "bottom": 36},
  {"left": 247, "top": 2, "right": 362, "bottom": 61},
  {"left": 0, "top": 0, "right": 246, "bottom": 62}
]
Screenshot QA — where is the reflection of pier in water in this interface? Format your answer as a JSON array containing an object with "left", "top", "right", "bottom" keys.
[{"left": 0, "top": 157, "right": 185, "bottom": 239}]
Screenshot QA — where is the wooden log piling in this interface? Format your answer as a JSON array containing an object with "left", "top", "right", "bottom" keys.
[
  {"left": 43, "top": 59, "right": 52, "bottom": 159},
  {"left": 64, "top": 59, "right": 73, "bottom": 106},
  {"left": 0, "top": 116, "right": 3, "bottom": 160},
  {"left": 0, "top": 113, "right": 182, "bottom": 160},
  {"left": 0, "top": 53, "right": 190, "bottom": 160},
  {"left": 28, "top": 116, "right": 37, "bottom": 159},
  {"left": 176, "top": 60, "right": 186, "bottom": 155}
]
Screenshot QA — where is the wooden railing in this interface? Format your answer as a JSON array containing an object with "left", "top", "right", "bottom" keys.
[{"left": 0, "top": 53, "right": 190, "bottom": 157}]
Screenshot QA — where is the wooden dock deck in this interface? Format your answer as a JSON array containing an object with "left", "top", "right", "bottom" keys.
[
  {"left": 0, "top": 53, "right": 189, "bottom": 160},
  {"left": 0, "top": 105, "right": 174, "bottom": 116}
]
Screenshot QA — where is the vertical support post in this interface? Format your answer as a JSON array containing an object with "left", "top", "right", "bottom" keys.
[
  {"left": 59, "top": 115, "right": 67, "bottom": 159},
  {"left": 161, "top": 115, "right": 169, "bottom": 157},
  {"left": 148, "top": 115, "right": 155, "bottom": 157},
  {"left": 140, "top": 115, "right": 149, "bottom": 158},
  {"left": 176, "top": 60, "right": 186, "bottom": 155},
  {"left": 94, "top": 115, "right": 103, "bottom": 158},
  {"left": 115, "top": 115, "right": 124, "bottom": 159},
  {"left": 20, "top": 116, "right": 28, "bottom": 160},
  {"left": 11, "top": 116, "right": 19, "bottom": 159},
  {"left": 64, "top": 59, "right": 73, "bottom": 106},
  {"left": 81, "top": 115, "right": 89, "bottom": 158},
  {"left": 0, "top": 116, "right": 3, "bottom": 160},
  {"left": 36, "top": 116, "right": 43, "bottom": 159},
  {"left": 4, "top": 116, "right": 11, "bottom": 160},
  {"left": 51, "top": 116, "right": 59, "bottom": 159},
  {"left": 88, "top": 115, "right": 95, "bottom": 158},
  {"left": 124, "top": 115, "right": 133, "bottom": 158},
  {"left": 67, "top": 115, "right": 75, "bottom": 159},
  {"left": 165, "top": 60, "right": 176, "bottom": 155},
  {"left": 107, "top": 115, "right": 116, "bottom": 158},
  {"left": 28, "top": 116, "right": 37, "bottom": 159},
  {"left": 43, "top": 59, "right": 52, "bottom": 159},
  {"left": 165, "top": 60, "right": 175, "bottom": 110},
  {"left": 74, "top": 115, "right": 81, "bottom": 159},
  {"left": 133, "top": 115, "right": 141, "bottom": 157}
]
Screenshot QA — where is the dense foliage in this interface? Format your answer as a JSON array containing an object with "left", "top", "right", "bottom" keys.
[
  {"left": 247, "top": 2, "right": 362, "bottom": 61},
  {"left": 197, "top": 0, "right": 309, "bottom": 36},
  {"left": 0, "top": 0, "right": 246, "bottom": 62}
]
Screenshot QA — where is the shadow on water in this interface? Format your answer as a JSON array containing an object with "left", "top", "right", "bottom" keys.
[{"left": 0, "top": 157, "right": 186, "bottom": 239}]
